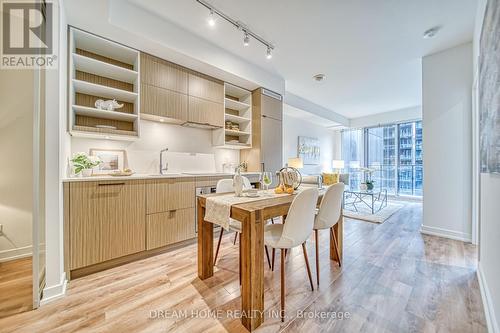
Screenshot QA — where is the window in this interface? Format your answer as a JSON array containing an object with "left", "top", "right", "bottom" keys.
[
  {"left": 341, "top": 120, "right": 423, "bottom": 197},
  {"left": 367, "top": 125, "right": 397, "bottom": 195},
  {"left": 341, "top": 129, "right": 363, "bottom": 189}
]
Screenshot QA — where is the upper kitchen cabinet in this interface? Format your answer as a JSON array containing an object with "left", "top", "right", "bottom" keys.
[
  {"left": 139, "top": 53, "right": 223, "bottom": 128},
  {"left": 187, "top": 72, "right": 224, "bottom": 128},
  {"left": 188, "top": 72, "right": 224, "bottom": 104},
  {"left": 140, "top": 53, "right": 188, "bottom": 93},
  {"left": 140, "top": 53, "right": 189, "bottom": 123},
  {"left": 68, "top": 28, "right": 140, "bottom": 141}
]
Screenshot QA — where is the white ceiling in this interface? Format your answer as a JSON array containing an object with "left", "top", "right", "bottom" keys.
[
  {"left": 130, "top": 0, "right": 477, "bottom": 118},
  {"left": 284, "top": 104, "right": 341, "bottom": 129}
]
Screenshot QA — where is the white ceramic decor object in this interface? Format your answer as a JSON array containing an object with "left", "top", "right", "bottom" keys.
[
  {"left": 233, "top": 167, "right": 244, "bottom": 197},
  {"left": 95, "top": 99, "right": 124, "bottom": 111}
]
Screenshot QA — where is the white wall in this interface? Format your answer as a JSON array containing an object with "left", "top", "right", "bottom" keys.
[
  {"left": 479, "top": 174, "right": 500, "bottom": 333},
  {"left": 0, "top": 70, "right": 34, "bottom": 262},
  {"left": 349, "top": 105, "right": 422, "bottom": 129},
  {"left": 283, "top": 105, "right": 339, "bottom": 175},
  {"left": 70, "top": 121, "right": 240, "bottom": 175},
  {"left": 475, "top": 0, "right": 500, "bottom": 332},
  {"left": 40, "top": 0, "right": 68, "bottom": 303},
  {"left": 421, "top": 43, "right": 473, "bottom": 242}
]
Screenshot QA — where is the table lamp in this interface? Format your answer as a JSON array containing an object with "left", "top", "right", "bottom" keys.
[
  {"left": 287, "top": 157, "right": 304, "bottom": 169},
  {"left": 332, "top": 160, "right": 344, "bottom": 173}
]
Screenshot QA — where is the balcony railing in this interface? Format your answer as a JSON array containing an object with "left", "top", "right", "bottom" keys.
[{"left": 346, "top": 164, "right": 423, "bottom": 196}]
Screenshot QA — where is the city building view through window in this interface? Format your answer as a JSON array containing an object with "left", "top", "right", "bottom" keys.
[{"left": 341, "top": 121, "right": 423, "bottom": 197}]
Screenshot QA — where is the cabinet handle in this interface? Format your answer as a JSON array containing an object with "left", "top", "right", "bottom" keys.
[{"left": 98, "top": 182, "right": 125, "bottom": 186}]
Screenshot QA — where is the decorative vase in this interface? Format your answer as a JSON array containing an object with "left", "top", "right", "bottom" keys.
[
  {"left": 233, "top": 168, "right": 243, "bottom": 197},
  {"left": 360, "top": 183, "right": 368, "bottom": 191},
  {"left": 82, "top": 169, "right": 93, "bottom": 177}
]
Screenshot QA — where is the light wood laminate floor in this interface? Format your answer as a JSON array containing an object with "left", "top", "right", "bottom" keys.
[
  {"left": 0, "top": 257, "right": 32, "bottom": 319},
  {"left": 0, "top": 203, "right": 486, "bottom": 332}
]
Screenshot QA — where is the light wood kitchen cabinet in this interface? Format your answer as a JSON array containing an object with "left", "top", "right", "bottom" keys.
[
  {"left": 241, "top": 88, "right": 283, "bottom": 177},
  {"left": 188, "top": 72, "right": 224, "bottom": 103},
  {"left": 187, "top": 95, "right": 224, "bottom": 128},
  {"left": 146, "top": 208, "right": 195, "bottom": 250},
  {"left": 140, "top": 53, "right": 188, "bottom": 94},
  {"left": 141, "top": 83, "right": 188, "bottom": 121},
  {"left": 146, "top": 178, "right": 195, "bottom": 214},
  {"left": 69, "top": 180, "right": 146, "bottom": 269}
]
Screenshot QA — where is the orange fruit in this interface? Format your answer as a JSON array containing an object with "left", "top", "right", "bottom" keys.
[
  {"left": 286, "top": 187, "right": 294, "bottom": 194},
  {"left": 274, "top": 187, "right": 284, "bottom": 194}
]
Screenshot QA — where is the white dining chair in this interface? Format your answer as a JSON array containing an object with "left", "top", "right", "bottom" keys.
[
  {"left": 313, "top": 182, "right": 344, "bottom": 286},
  {"left": 264, "top": 187, "right": 318, "bottom": 322},
  {"left": 213, "top": 177, "right": 251, "bottom": 266}
]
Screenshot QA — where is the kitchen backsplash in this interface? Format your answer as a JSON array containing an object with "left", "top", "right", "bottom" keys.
[{"left": 69, "top": 120, "right": 240, "bottom": 176}]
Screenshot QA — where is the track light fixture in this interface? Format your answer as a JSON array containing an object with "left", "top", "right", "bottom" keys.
[
  {"left": 266, "top": 46, "right": 272, "bottom": 59},
  {"left": 243, "top": 31, "right": 250, "bottom": 46},
  {"left": 207, "top": 9, "right": 215, "bottom": 27},
  {"left": 196, "top": 0, "right": 275, "bottom": 59}
]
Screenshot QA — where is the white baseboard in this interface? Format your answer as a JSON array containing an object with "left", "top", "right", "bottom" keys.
[
  {"left": 420, "top": 225, "right": 472, "bottom": 242},
  {"left": 478, "top": 263, "right": 499, "bottom": 333},
  {"left": 40, "top": 272, "right": 67, "bottom": 305},
  {"left": 0, "top": 245, "right": 32, "bottom": 262}
]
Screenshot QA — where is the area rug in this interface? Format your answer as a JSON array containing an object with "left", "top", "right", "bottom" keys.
[{"left": 343, "top": 201, "right": 405, "bottom": 223}]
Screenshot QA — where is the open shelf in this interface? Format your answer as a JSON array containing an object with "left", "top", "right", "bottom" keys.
[
  {"left": 71, "top": 125, "right": 138, "bottom": 141},
  {"left": 72, "top": 79, "right": 138, "bottom": 103},
  {"left": 225, "top": 129, "right": 251, "bottom": 136},
  {"left": 225, "top": 113, "right": 251, "bottom": 124},
  {"left": 72, "top": 105, "right": 138, "bottom": 122},
  {"left": 215, "top": 143, "right": 251, "bottom": 150},
  {"left": 72, "top": 28, "right": 138, "bottom": 66},
  {"left": 213, "top": 83, "right": 253, "bottom": 149},
  {"left": 73, "top": 53, "right": 138, "bottom": 83},
  {"left": 69, "top": 27, "right": 141, "bottom": 142},
  {"left": 225, "top": 98, "right": 250, "bottom": 111},
  {"left": 225, "top": 83, "right": 251, "bottom": 100}
]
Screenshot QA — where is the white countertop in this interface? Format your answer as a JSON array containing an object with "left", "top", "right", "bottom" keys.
[{"left": 62, "top": 172, "right": 261, "bottom": 182}]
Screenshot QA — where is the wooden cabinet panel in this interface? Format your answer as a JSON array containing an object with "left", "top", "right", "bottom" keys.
[
  {"left": 146, "top": 208, "right": 195, "bottom": 250},
  {"left": 146, "top": 178, "right": 195, "bottom": 214},
  {"left": 69, "top": 182, "right": 101, "bottom": 269},
  {"left": 146, "top": 179, "right": 169, "bottom": 214},
  {"left": 141, "top": 53, "right": 188, "bottom": 94},
  {"left": 188, "top": 96, "right": 224, "bottom": 128},
  {"left": 188, "top": 72, "right": 224, "bottom": 103},
  {"left": 167, "top": 179, "right": 195, "bottom": 210},
  {"left": 141, "top": 83, "right": 188, "bottom": 121},
  {"left": 69, "top": 181, "right": 146, "bottom": 269}
]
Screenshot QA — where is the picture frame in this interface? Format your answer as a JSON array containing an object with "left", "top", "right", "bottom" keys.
[
  {"left": 89, "top": 148, "right": 127, "bottom": 175},
  {"left": 298, "top": 136, "right": 320, "bottom": 165}
]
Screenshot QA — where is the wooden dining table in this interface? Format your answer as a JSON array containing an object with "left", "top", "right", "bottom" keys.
[{"left": 197, "top": 189, "right": 343, "bottom": 331}]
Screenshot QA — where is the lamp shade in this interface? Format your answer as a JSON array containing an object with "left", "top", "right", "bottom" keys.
[
  {"left": 288, "top": 157, "right": 304, "bottom": 169},
  {"left": 349, "top": 161, "right": 360, "bottom": 169},
  {"left": 332, "top": 160, "right": 345, "bottom": 169}
]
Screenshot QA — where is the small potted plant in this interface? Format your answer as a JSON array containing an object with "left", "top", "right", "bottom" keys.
[
  {"left": 71, "top": 152, "right": 101, "bottom": 177},
  {"left": 365, "top": 179, "right": 375, "bottom": 191},
  {"left": 360, "top": 167, "right": 375, "bottom": 191}
]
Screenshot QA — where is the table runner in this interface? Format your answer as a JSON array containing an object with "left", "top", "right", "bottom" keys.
[{"left": 204, "top": 190, "right": 292, "bottom": 230}]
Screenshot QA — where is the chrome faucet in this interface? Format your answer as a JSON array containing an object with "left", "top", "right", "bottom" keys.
[{"left": 160, "top": 148, "right": 169, "bottom": 175}]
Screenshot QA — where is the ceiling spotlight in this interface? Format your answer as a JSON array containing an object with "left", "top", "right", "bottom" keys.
[
  {"left": 313, "top": 74, "right": 326, "bottom": 82},
  {"left": 243, "top": 32, "right": 250, "bottom": 46},
  {"left": 423, "top": 26, "right": 442, "bottom": 39},
  {"left": 207, "top": 9, "right": 216, "bottom": 27},
  {"left": 266, "top": 46, "right": 272, "bottom": 59}
]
